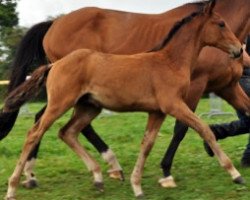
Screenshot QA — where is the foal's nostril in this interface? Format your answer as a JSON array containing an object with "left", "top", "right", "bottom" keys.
[{"left": 232, "top": 48, "right": 243, "bottom": 58}]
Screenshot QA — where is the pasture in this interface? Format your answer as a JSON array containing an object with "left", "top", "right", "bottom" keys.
[{"left": 0, "top": 99, "right": 249, "bottom": 200}]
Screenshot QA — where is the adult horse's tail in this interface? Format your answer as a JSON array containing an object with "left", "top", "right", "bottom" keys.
[{"left": 0, "top": 20, "right": 53, "bottom": 140}]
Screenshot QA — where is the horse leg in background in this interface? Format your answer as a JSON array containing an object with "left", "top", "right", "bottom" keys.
[
  {"left": 159, "top": 120, "right": 189, "bottom": 188},
  {"left": 22, "top": 106, "right": 46, "bottom": 188},
  {"left": 58, "top": 104, "right": 104, "bottom": 190},
  {"left": 131, "top": 112, "right": 165, "bottom": 197},
  {"left": 159, "top": 78, "right": 206, "bottom": 187},
  {"left": 166, "top": 101, "right": 243, "bottom": 186},
  {"left": 81, "top": 125, "right": 123, "bottom": 180},
  {"left": 218, "top": 83, "right": 250, "bottom": 115},
  {"left": 202, "top": 82, "right": 250, "bottom": 157}
]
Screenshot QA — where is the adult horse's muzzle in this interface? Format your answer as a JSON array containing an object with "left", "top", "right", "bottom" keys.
[{"left": 230, "top": 46, "right": 243, "bottom": 59}]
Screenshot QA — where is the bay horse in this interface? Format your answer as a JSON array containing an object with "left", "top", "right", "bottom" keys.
[
  {"left": 3, "top": 1, "right": 243, "bottom": 198},
  {"left": 1, "top": 0, "right": 250, "bottom": 188}
]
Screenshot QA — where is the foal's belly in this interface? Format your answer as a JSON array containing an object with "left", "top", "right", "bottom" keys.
[{"left": 89, "top": 91, "right": 159, "bottom": 112}]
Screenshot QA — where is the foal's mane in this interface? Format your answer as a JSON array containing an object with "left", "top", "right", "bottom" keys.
[
  {"left": 149, "top": 11, "right": 201, "bottom": 52},
  {"left": 149, "top": 1, "right": 214, "bottom": 52}
]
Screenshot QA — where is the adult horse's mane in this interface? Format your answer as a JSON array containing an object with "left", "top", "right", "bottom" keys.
[
  {"left": 186, "top": 0, "right": 210, "bottom": 6},
  {"left": 246, "top": 36, "right": 250, "bottom": 53}
]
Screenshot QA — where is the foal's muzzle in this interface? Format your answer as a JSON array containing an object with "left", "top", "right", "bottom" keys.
[{"left": 230, "top": 47, "right": 243, "bottom": 59}]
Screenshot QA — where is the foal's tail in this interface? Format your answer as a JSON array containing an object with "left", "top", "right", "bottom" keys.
[
  {"left": 0, "top": 65, "right": 52, "bottom": 140},
  {"left": 0, "top": 20, "right": 53, "bottom": 140}
]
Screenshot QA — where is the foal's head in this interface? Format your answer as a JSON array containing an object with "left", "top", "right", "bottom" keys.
[{"left": 200, "top": 0, "right": 242, "bottom": 58}]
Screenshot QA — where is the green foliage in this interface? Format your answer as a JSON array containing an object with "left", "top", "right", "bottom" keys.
[
  {"left": 0, "top": 26, "right": 26, "bottom": 78},
  {"left": 0, "top": 0, "right": 18, "bottom": 28},
  {"left": 0, "top": 84, "right": 7, "bottom": 99},
  {"left": 0, "top": 100, "right": 250, "bottom": 199},
  {"left": 0, "top": 0, "right": 24, "bottom": 79}
]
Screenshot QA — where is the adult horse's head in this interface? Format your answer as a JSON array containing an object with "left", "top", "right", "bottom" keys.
[{"left": 200, "top": 0, "right": 242, "bottom": 58}]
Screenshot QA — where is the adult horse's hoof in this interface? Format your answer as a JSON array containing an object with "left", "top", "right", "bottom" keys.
[
  {"left": 94, "top": 182, "right": 104, "bottom": 192},
  {"left": 108, "top": 170, "right": 125, "bottom": 181},
  {"left": 158, "top": 176, "right": 177, "bottom": 188},
  {"left": 136, "top": 194, "right": 145, "bottom": 200},
  {"left": 233, "top": 176, "right": 245, "bottom": 184},
  {"left": 136, "top": 193, "right": 145, "bottom": 199},
  {"left": 21, "top": 179, "right": 38, "bottom": 189}
]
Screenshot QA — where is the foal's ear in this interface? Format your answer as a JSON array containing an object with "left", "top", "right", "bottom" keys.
[{"left": 203, "top": 0, "right": 216, "bottom": 15}]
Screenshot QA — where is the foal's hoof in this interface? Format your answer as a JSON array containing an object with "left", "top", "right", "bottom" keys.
[
  {"left": 94, "top": 182, "right": 104, "bottom": 192},
  {"left": 158, "top": 176, "right": 177, "bottom": 188},
  {"left": 21, "top": 179, "right": 38, "bottom": 189},
  {"left": 4, "top": 196, "right": 16, "bottom": 200},
  {"left": 233, "top": 176, "right": 245, "bottom": 185},
  {"left": 108, "top": 170, "right": 125, "bottom": 181}
]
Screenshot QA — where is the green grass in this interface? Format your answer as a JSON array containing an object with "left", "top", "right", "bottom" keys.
[{"left": 1, "top": 100, "right": 250, "bottom": 200}]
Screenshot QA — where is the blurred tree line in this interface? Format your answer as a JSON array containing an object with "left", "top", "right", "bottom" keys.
[{"left": 0, "top": 0, "right": 26, "bottom": 79}]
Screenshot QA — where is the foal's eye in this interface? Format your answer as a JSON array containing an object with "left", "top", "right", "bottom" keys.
[{"left": 218, "top": 21, "right": 225, "bottom": 28}]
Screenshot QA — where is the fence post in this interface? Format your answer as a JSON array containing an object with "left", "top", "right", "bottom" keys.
[{"left": 199, "top": 92, "right": 235, "bottom": 118}]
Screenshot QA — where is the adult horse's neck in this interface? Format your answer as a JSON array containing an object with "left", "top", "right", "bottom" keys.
[
  {"left": 159, "top": 15, "right": 205, "bottom": 73},
  {"left": 215, "top": 0, "right": 250, "bottom": 41}
]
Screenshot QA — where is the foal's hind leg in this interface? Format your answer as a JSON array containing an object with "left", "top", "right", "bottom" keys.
[
  {"left": 22, "top": 106, "right": 46, "bottom": 189},
  {"left": 81, "top": 125, "right": 123, "bottom": 180},
  {"left": 168, "top": 101, "right": 243, "bottom": 184},
  {"left": 58, "top": 103, "right": 105, "bottom": 190},
  {"left": 5, "top": 106, "right": 65, "bottom": 200}
]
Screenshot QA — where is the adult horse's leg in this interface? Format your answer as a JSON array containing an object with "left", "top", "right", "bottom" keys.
[
  {"left": 131, "top": 112, "right": 165, "bottom": 197},
  {"left": 81, "top": 125, "right": 123, "bottom": 180},
  {"left": 159, "top": 78, "right": 207, "bottom": 187},
  {"left": 203, "top": 82, "right": 250, "bottom": 156},
  {"left": 22, "top": 142, "right": 40, "bottom": 188},
  {"left": 167, "top": 100, "right": 243, "bottom": 186},
  {"left": 159, "top": 120, "right": 189, "bottom": 188},
  {"left": 59, "top": 104, "right": 104, "bottom": 190},
  {"left": 218, "top": 83, "right": 250, "bottom": 114},
  {"left": 22, "top": 106, "right": 46, "bottom": 188}
]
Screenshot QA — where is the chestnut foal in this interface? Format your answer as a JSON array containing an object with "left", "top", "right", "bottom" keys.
[
  {"left": 1, "top": 0, "right": 250, "bottom": 188},
  {"left": 4, "top": 1, "right": 243, "bottom": 199}
]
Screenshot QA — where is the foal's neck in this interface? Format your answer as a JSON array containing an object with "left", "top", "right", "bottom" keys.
[{"left": 160, "top": 17, "right": 205, "bottom": 72}]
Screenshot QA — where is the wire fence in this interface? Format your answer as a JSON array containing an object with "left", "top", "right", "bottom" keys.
[{"left": 0, "top": 80, "right": 9, "bottom": 85}]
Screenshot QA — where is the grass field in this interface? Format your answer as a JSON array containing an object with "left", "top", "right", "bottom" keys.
[{"left": 0, "top": 100, "right": 250, "bottom": 200}]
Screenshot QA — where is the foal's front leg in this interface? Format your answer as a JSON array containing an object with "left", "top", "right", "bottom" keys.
[
  {"left": 159, "top": 80, "right": 206, "bottom": 188},
  {"left": 131, "top": 112, "right": 165, "bottom": 197},
  {"left": 169, "top": 101, "right": 243, "bottom": 184}
]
